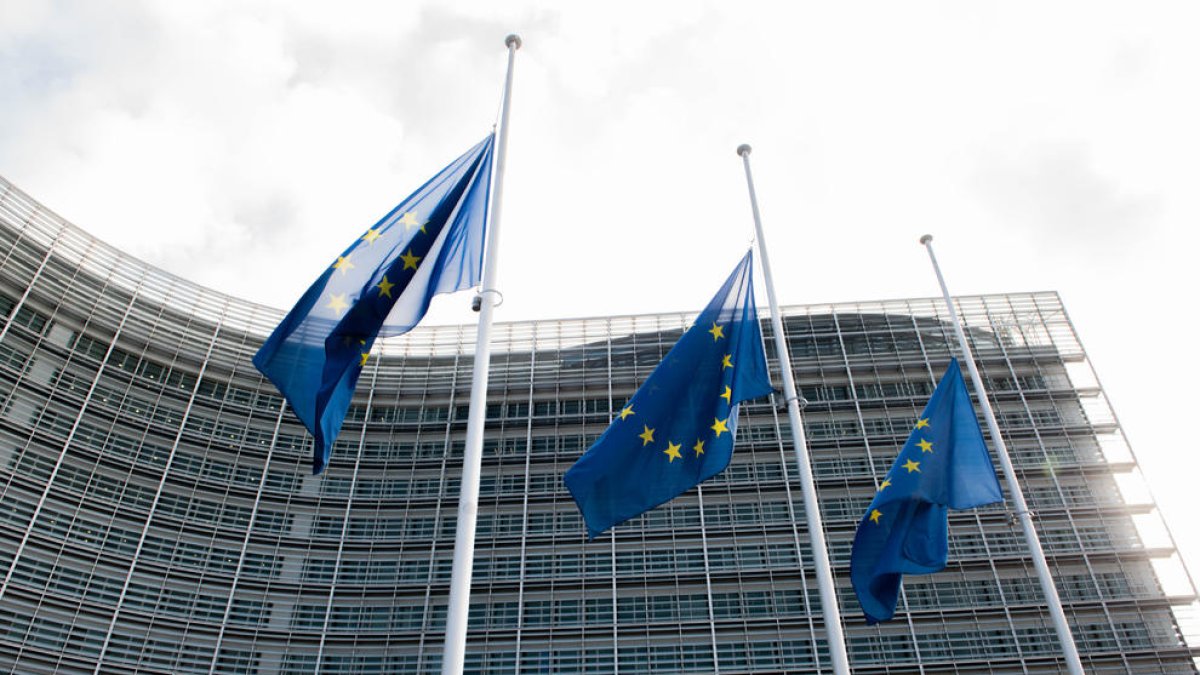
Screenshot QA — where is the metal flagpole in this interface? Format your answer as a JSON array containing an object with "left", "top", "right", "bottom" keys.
[
  {"left": 442, "top": 34, "right": 521, "bottom": 675},
  {"left": 737, "top": 145, "right": 852, "bottom": 675},
  {"left": 919, "top": 234, "right": 1085, "bottom": 674}
]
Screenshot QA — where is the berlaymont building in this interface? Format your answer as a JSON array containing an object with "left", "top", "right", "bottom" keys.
[{"left": 1, "top": 172, "right": 1198, "bottom": 674}]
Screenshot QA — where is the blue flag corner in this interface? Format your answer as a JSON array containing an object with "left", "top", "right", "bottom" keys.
[
  {"left": 254, "top": 135, "right": 494, "bottom": 474},
  {"left": 563, "top": 251, "right": 774, "bottom": 539},
  {"left": 849, "top": 358, "right": 1004, "bottom": 624}
]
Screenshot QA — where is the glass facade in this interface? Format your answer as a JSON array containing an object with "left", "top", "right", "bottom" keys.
[{"left": 1, "top": 174, "right": 1197, "bottom": 673}]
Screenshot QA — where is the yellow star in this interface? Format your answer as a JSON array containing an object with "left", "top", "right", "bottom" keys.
[
  {"left": 917, "top": 439, "right": 933, "bottom": 453},
  {"left": 711, "top": 417, "right": 729, "bottom": 437},
  {"left": 361, "top": 228, "right": 382, "bottom": 245},
  {"left": 869, "top": 509, "right": 883, "bottom": 524},
  {"left": 708, "top": 322, "right": 725, "bottom": 341},
  {"left": 720, "top": 385, "right": 732, "bottom": 404},
  {"left": 326, "top": 293, "right": 349, "bottom": 316},
  {"left": 721, "top": 354, "right": 733, "bottom": 370},
  {"left": 693, "top": 439, "right": 705, "bottom": 456},
  {"left": 359, "top": 352, "right": 369, "bottom": 367},
  {"left": 638, "top": 425, "right": 655, "bottom": 446},
  {"left": 332, "top": 255, "right": 355, "bottom": 275},
  {"left": 878, "top": 478, "right": 891, "bottom": 491},
  {"left": 663, "top": 442, "right": 682, "bottom": 462},
  {"left": 903, "top": 458, "right": 921, "bottom": 473},
  {"left": 377, "top": 276, "right": 395, "bottom": 298},
  {"left": 398, "top": 211, "right": 422, "bottom": 230},
  {"left": 400, "top": 249, "right": 421, "bottom": 270},
  {"left": 618, "top": 406, "right": 635, "bottom": 420},
  {"left": 916, "top": 418, "right": 930, "bottom": 429}
]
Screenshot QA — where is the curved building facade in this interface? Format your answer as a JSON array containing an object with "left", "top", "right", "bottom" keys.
[{"left": 0, "top": 174, "right": 1197, "bottom": 673}]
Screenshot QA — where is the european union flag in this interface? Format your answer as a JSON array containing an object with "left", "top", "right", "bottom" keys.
[
  {"left": 564, "top": 251, "right": 773, "bottom": 538},
  {"left": 850, "top": 358, "right": 1004, "bottom": 623},
  {"left": 254, "top": 135, "right": 494, "bottom": 474}
]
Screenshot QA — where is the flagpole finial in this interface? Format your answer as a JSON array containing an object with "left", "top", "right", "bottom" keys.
[
  {"left": 736, "top": 144, "right": 752, "bottom": 157},
  {"left": 505, "top": 34, "right": 522, "bottom": 49},
  {"left": 920, "top": 234, "right": 933, "bottom": 245}
]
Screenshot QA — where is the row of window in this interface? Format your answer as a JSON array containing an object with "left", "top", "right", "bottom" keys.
[
  {"left": 0, "top": 574, "right": 1181, "bottom": 675},
  {"left": 13, "top": 403, "right": 301, "bottom": 492},
  {"left": 845, "top": 568, "right": 1148, "bottom": 613},
  {"left": 302, "top": 557, "right": 455, "bottom": 586},
  {"left": 68, "top": 331, "right": 282, "bottom": 415},
  {"left": 14, "top": 360, "right": 1099, "bottom": 470},
  {"left": 275, "top": 642, "right": 703, "bottom": 675},
  {"left": 8, "top": 446, "right": 292, "bottom": 534},
  {"left": 5, "top": 312, "right": 1092, "bottom": 517},
  {"left": 0, "top": 605, "right": 256, "bottom": 673},
  {"left": 37, "top": 370, "right": 292, "bottom": 456},
  {"left": 338, "top": 382, "right": 1074, "bottom": 436},
  {"left": 298, "top": 589, "right": 809, "bottom": 634},
  {"left": 8, "top": 407, "right": 1098, "bottom": 517},
  {"left": 9, "top": 555, "right": 269, "bottom": 627},
  {"left": 40, "top": 462, "right": 1098, "bottom": 546},
  {"left": 850, "top": 621, "right": 1165, "bottom": 665},
  {"left": 471, "top": 588, "right": 807, "bottom": 632},
  {"left": 5, "top": 293, "right": 1081, "bottom": 447},
  {"left": 193, "top": 619, "right": 1183, "bottom": 675},
  {"left": 476, "top": 498, "right": 796, "bottom": 541},
  {"left": 800, "top": 373, "right": 1052, "bottom": 405},
  {"left": 0, "top": 496, "right": 281, "bottom": 581},
  {"left": 0, "top": 295, "right": 49, "bottom": 334},
  {"left": 0, "top": 271, "right": 1070, "bottom": 404},
  {"left": 4, "top": 526, "right": 1156, "bottom": 634},
  {"left": 2, "top": 444, "right": 1128, "bottom": 589}
]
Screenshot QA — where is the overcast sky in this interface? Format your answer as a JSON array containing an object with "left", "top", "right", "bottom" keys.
[{"left": 3, "top": 0, "right": 1199, "bottom": 602}]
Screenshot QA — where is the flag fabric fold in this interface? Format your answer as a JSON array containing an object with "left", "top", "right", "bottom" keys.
[
  {"left": 254, "top": 135, "right": 495, "bottom": 474},
  {"left": 850, "top": 358, "right": 1004, "bottom": 623},
  {"left": 564, "top": 251, "right": 774, "bottom": 539}
]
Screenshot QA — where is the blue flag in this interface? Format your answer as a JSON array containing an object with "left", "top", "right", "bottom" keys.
[
  {"left": 254, "top": 136, "right": 494, "bottom": 474},
  {"left": 564, "top": 251, "right": 774, "bottom": 538},
  {"left": 850, "top": 358, "right": 1004, "bottom": 623}
]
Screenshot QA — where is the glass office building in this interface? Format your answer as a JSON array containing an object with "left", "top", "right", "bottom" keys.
[{"left": 1, "top": 174, "right": 1197, "bottom": 673}]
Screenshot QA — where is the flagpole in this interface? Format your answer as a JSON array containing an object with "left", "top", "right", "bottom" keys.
[
  {"left": 441, "top": 34, "right": 520, "bottom": 675},
  {"left": 737, "top": 144, "right": 852, "bottom": 675},
  {"left": 919, "top": 234, "right": 1085, "bottom": 674}
]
